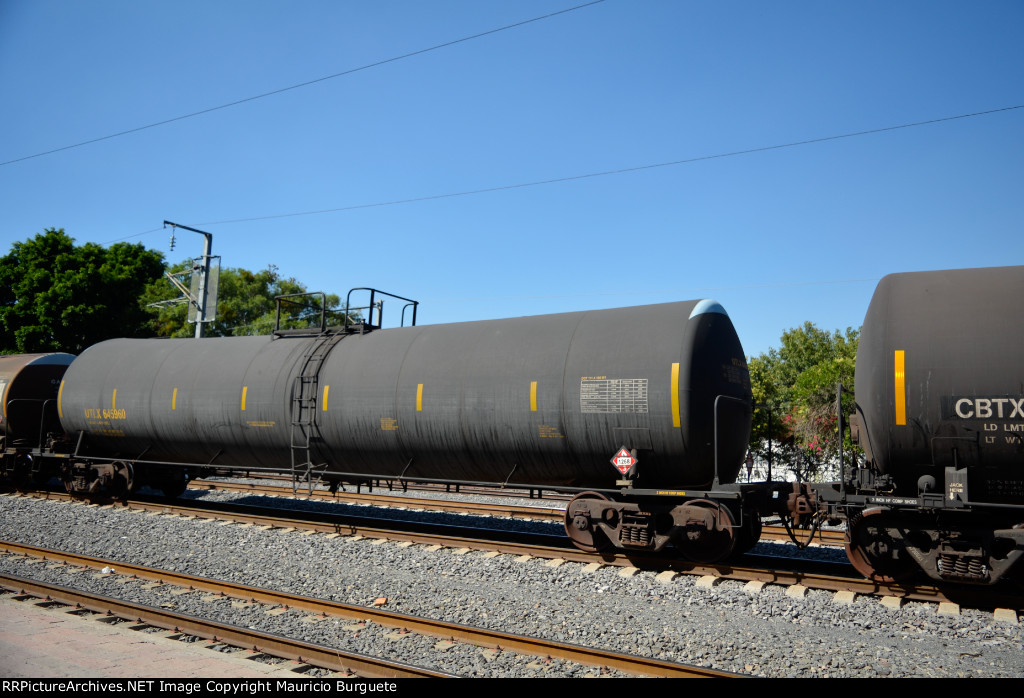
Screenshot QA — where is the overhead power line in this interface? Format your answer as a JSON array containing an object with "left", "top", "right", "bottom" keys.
[
  {"left": 100, "top": 103, "right": 1022, "bottom": 244},
  {"left": 0, "top": 0, "right": 606, "bottom": 167},
  {"left": 418, "top": 277, "right": 881, "bottom": 303},
  {"left": 194, "top": 104, "right": 1024, "bottom": 226}
]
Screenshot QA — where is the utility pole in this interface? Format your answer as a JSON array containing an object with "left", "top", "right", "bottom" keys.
[{"left": 163, "top": 221, "right": 217, "bottom": 338}]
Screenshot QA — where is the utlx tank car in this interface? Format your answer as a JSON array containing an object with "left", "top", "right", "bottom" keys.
[{"left": 6, "top": 297, "right": 772, "bottom": 563}]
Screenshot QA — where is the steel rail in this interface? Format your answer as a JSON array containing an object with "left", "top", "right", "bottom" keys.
[
  {"left": 14, "top": 490, "right": 588, "bottom": 557},
  {"left": 14, "top": 485, "right": 846, "bottom": 549},
  {"left": 759, "top": 526, "right": 846, "bottom": 547},
  {"left": 0, "top": 573, "right": 453, "bottom": 679},
  {"left": 188, "top": 480, "right": 565, "bottom": 520},
  {"left": 10, "top": 493, "right": 1019, "bottom": 609},
  {"left": 0, "top": 540, "right": 741, "bottom": 678},
  {"left": 208, "top": 473, "right": 573, "bottom": 502},
  {"left": 190, "top": 480, "right": 851, "bottom": 547},
  {"left": 192, "top": 480, "right": 849, "bottom": 547}
]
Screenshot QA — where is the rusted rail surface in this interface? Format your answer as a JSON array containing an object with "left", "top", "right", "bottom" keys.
[
  {"left": 15, "top": 483, "right": 847, "bottom": 549},
  {"left": 188, "top": 479, "right": 565, "bottom": 520},
  {"left": 190, "top": 480, "right": 848, "bottom": 547},
  {"left": 0, "top": 542, "right": 740, "bottom": 678},
  {"left": 9, "top": 493, "right": 1019, "bottom": 610},
  {"left": 0, "top": 573, "right": 453, "bottom": 678}
]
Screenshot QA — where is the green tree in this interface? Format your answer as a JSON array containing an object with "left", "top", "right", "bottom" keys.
[
  {"left": 0, "top": 229, "right": 165, "bottom": 354},
  {"left": 142, "top": 264, "right": 343, "bottom": 337},
  {"left": 749, "top": 322, "right": 859, "bottom": 481}
]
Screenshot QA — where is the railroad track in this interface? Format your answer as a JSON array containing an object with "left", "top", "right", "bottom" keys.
[
  {"left": 222, "top": 473, "right": 571, "bottom": 503},
  {"left": 188, "top": 478, "right": 848, "bottom": 547},
  {"left": 12, "top": 490, "right": 1015, "bottom": 610},
  {"left": 7, "top": 480, "right": 848, "bottom": 550},
  {"left": 0, "top": 573, "right": 451, "bottom": 678},
  {"left": 0, "top": 541, "right": 740, "bottom": 678},
  {"left": 189, "top": 478, "right": 563, "bottom": 521}
]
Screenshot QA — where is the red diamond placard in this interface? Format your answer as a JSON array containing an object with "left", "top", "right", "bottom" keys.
[{"left": 610, "top": 447, "right": 638, "bottom": 475}]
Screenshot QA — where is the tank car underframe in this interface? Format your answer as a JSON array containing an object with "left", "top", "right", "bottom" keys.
[
  {"left": 57, "top": 456, "right": 192, "bottom": 499},
  {"left": 0, "top": 443, "right": 194, "bottom": 499},
  {"left": 0, "top": 432, "right": 67, "bottom": 489},
  {"left": 0, "top": 447, "right": 56, "bottom": 489},
  {"left": 11, "top": 437, "right": 795, "bottom": 564},
  {"left": 812, "top": 479, "right": 1024, "bottom": 586},
  {"left": 840, "top": 505, "right": 1024, "bottom": 586},
  {"left": 563, "top": 483, "right": 790, "bottom": 562}
]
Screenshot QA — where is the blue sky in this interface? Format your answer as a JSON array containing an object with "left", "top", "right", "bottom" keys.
[{"left": 2, "top": 1, "right": 1021, "bottom": 357}]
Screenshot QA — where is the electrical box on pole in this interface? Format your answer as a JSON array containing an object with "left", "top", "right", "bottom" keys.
[{"left": 159, "top": 221, "right": 220, "bottom": 338}]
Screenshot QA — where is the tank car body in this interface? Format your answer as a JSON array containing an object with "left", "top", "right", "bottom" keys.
[
  {"left": 49, "top": 298, "right": 763, "bottom": 558},
  {"left": 56, "top": 299, "right": 752, "bottom": 491},
  {"left": 0, "top": 353, "right": 74, "bottom": 445},
  {"left": 854, "top": 265, "right": 1024, "bottom": 499},
  {"left": 0, "top": 353, "right": 75, "bottom": 487},
  {"left": 842, "top": 265, "right": 1024, "bottom": 585}
]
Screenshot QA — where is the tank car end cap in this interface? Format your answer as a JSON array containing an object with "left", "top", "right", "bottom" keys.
[{"left": 689, "top": 300, "right": 727, "bottom": 318}]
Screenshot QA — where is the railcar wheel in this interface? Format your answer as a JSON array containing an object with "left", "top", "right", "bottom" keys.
[
  {"left": 733, "top": 510, "right": 763, "bottom": 555},
  {"left": 159, "top": 476, "right": 188, "bottom": 499},
  {"left": 62, "top": 460, "right": 134, "bottom": 500},
  {"left": 564, "top": 491, "right": 612, "bottom": 553},
  {"left": 1009, "top": 558, "right": 1024, "bottom": 593},
  {"left": 109, "top": 461, "right": 134, "bottom": 499},
  {"left": 844, "top": 509, "right": 919, "bottom": 583},
  {"left": 676, "top": 499, "right": 737, "bottom": 563},
  {"left": 7, "top": 454, "right": 46, "bottom": 492}
]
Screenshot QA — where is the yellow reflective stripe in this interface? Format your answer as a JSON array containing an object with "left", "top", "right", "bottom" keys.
[
  {"left": 416, "top": 383, "right": 423, "bottom": 412},
  {"left": 894, "top": 350, "right": 906, "bottom": 426},
  {"left": 530, "top": 381, "right": 538, "bottom": 412},
  {"left": 57, "top": 380, "right": 65, "bottom": 419},
  {"left": 241, "top": 386, "right": 248, "bottom": 411},
  {"left": 670, "top": 363, "right": 681, "bottom": 428},
  {"left": 111, "top": 389, "right": 117, "bottom": 410},
  {"left": 172, "top": 387, "right": 178, "bottom": 411},
  {"left": 322, "top": 385, "right": 329, "bottom": 411}
]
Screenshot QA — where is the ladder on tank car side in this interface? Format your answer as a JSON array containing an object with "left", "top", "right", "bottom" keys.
[
  {"left": 290, "top": 332, "right": 346, "bottom": 495},
  {"left": 275, "top": 287, "right": 419, "bottom": 495}
]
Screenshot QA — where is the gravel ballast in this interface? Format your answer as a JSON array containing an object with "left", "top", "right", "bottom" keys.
[{"left": 1, "top": 492, "right": 1021, "bottom": 678}]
